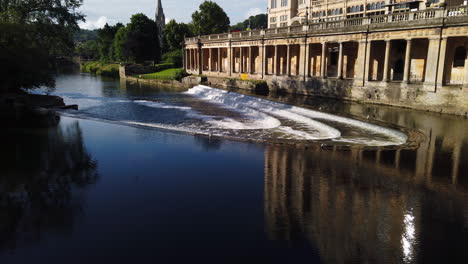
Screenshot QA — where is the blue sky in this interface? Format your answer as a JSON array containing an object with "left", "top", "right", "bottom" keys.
[{"left": 79, "top": 0, "right": 266, "bottom": 29}]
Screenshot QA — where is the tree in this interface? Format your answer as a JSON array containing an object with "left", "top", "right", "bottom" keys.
[
  {"left": 231, "top": 14, "right": 268, "bottom": 31},
  {"left": 164, "top": 19, "right": 193, "bottom": 51},
  {"left": 191, "top": 1, "right": 230, "bottom": 35},
  {"left": 97, "top": 23, "right": 123, "bottom": 61},
  {"left": 112, "top": 14, "right": 159, "bottom": 63},
  {"left": 0, "top": 0, "right": 84, "bottom": 93},
  {"left": 75, "top": 40, "right": 99, "bottom": 60}
]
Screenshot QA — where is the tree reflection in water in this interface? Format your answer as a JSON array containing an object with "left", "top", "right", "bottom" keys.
[{"left": 0, "top": 121, "right": 98, "bottom": 252}]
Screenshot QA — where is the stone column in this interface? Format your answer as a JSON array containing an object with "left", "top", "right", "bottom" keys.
[
  {"left": 208, "top": 48, "right": 212, "bottom": 72},
  {"left": 464, "top": 48, "right": 468, "bottom": 89},
  {"left": 383, "top": 40, "right": 391, "bottom": 82},
  {"left": 403, "top": 39, "right": 412, "bottom": 83},
  {"left": 218, "top": 48, "right": 222, "bottom": 72},
  {"left": 354, "top": 40, "right": 368, "bottom": 87},
  {"left": 261, "top": 44, "right": 265, "bottom": 79},
  {"left": 240, "top": 47, "right": 243, "bottom": 73},
  {"left": 305, "top": 43, "right": 310, "bottom": 79},
  {"left": 299, "top": 43, "right": 307, "bottom": 79},
  {"left": 274, "top": 45, "right": 278, "bottom": 76},
  {"left": 198, "top": 44, "right": 203, "bottom": 75},
  {"left": 321, "top": 42, "right": 327, "bottom": 77},
  {"left": 436, "top": 37, "right": 448, "bottom": 87},
  {"left": 364, "top": 40, "right": 371, "bottom": 82},
  {"left": 286, "top": 45, "right": 291, "bottom": 76},
  {"left": 337, "top": 42, "right": 344, "bottom": 79},
  {"left": 249, "top": 46, "right": 253, "bottom": 73},
  {"left": 229, "top": 45, "right": 233, "bottom": 76}
]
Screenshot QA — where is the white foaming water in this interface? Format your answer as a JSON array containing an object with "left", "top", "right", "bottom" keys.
[{"left": 184, "top": 85, "right": 408, "bottom": 145}]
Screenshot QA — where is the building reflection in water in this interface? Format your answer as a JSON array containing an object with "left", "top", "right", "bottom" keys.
[
  {"left": 264, "top": 142, "right": 468, "bottom": 263},
  {"left": 0, "top": 121, "right": 98, "bottom": 252}
]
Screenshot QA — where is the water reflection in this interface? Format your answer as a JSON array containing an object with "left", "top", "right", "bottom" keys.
[
  {"left": 264, "top": 144, "right": 468, "bottom": 263},
  {"left": 0, "top": 121, "right": 98, "bottom": 252}
]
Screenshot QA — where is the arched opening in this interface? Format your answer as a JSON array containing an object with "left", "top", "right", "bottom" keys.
[{"left": 453, "top": 46, "right": 466, "bottom": 68}]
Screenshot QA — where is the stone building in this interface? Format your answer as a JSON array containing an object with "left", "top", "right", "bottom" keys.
[{"left": 184, "top": 2, "right": 468, "bottom": 115}]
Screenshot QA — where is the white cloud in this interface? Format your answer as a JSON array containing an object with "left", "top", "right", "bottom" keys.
[
  {"left": 79, "top": 16, "right": 117, "bottom": 30},
  {"left": 245, "top": 7, "right": 263, "bottom": 19}
]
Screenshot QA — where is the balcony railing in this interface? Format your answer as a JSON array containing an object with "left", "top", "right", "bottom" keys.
[{"left": 185, "top": 8, "right": 468, "bottom": 44}]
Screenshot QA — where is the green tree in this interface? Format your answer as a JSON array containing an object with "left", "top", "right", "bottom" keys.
[
  {"left": 191, "top": 1, "right": 230, "bottom": 35},
  {"left": 97, "top": 23, "right": 123, "bottom": 61},
  {"left": 0, "top": 0, "right": 84, "bottom": 93},
  {"left": 164, "top": 19, "right": 193, "bottom": 51},
  {"left": 113, "top": 26, "right": 129, "bottom": 62},
  {"left": 231, "top": 14, "right": 268, "bottom": 31},
  {"left": 75, "top": 40, "right": 99, "bottom": 60}
]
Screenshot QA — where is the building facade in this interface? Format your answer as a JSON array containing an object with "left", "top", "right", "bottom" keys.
[
  {"left": 184, "top": 3, "right": 468, "bottom": 115},
  {"left": 268, "top": 0, "right": 468, "bottom": 28}
]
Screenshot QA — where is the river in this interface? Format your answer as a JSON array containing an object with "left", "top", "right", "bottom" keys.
[{"left": 0, "top": 73, "right": 467, "bottom": 263}]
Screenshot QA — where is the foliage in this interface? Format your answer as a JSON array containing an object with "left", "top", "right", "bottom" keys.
[
  {"left": 153, "top": 63, "right": 175, "bottom": 72},
  {"left": 113, "top": 13, "right": 160, "bottom": 63},
  {"left": 97, "top": 23, "right": 123, "bottom": 61},
  {"left": 0, "top": 0, "right": 84, "bottom": 92},
  {"left": 81, "top": 61, "right": 120, "bottom": 78},
  {"left": 162, "top": 49, "right": 183, "bottom": 67},
  {"left": 139, "top": 68, "right": 186, "bottom": 81},
  {"left": 74, "top": 29, "right": 98, "bottom": 42},
  {"left": 191, "top": 1, "right": 230, "bottom": 35},
  {"left": 164, "top": 20, "right": 193, "bottom": 50},
  {"left": 231, "top": 14, "right": 268, "bottom": 31},
  {"left": 75, "top": 40, "right": 99, "bottom": 60}
]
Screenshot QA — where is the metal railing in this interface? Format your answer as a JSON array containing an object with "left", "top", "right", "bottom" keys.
[{"left": 185, "top": 8, "right": 468, "bottom": 44}]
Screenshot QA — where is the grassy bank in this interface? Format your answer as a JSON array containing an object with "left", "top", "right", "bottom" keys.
[
  {"left": 138, "top": 68, "right": 186, "bottom": 81},
  {"left": 81, "top": 61, "right": 120, "bottom": 78}
]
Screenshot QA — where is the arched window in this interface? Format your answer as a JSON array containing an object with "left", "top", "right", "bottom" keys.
[
  {"left": 367, "top": 4, "right": 371, "bottom": 10},
  {"left": 347, "top": 7, "right": 351, "bottom": 13},
  {"left": 360, "top": 5, "right": 364, "bottom": 12},
  {"left": 454, "top": 46, "right": 467, "bottom": 67},
  {"left": 381, "top": 1, "right": 385, "bottom": 8},
  {"left": 339, "top": 8, "right": 343, "bottom": 14},
  {"left": 376, "top": 3, "right": 381, "bottom": 9},
  {"left": 351, "top": 6, "right": 356, "bottom": 13},
  {"left": 372, "top": 3, "right": 376, "bottom": 10}
]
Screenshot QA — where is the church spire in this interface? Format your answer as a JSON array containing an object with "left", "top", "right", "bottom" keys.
[{"left": 155, "top": 0, "right": 165, "bottom": 52}]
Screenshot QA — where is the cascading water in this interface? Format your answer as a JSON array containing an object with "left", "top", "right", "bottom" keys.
[{"left": 50, "top": 80, "right": 408, "bottom": 146}]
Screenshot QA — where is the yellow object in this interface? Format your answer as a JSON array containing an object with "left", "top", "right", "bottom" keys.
[{"left": 241, "top": 73, "right": 248, "bottom": 80}]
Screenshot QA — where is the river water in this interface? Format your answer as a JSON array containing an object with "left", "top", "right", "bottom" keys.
[{"left": 0, "top": 73, "right": 467, "bottom": 263}]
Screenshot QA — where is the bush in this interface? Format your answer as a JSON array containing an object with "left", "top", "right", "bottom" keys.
[
  {"left": 162, "top": 49, "right": 183, "bottom": 67},
  {"left": 81, "top": 61, "right": 120, "bottom": 78}
]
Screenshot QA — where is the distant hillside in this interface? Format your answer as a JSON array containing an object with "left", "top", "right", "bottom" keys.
[{"left": 74, "top": 29, "right": 98, "bottom": 43}]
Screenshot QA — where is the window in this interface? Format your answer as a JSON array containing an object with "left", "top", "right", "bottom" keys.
[
  {"left": 454, "top": 46, "right": 467, "bottom": 67},
  {"left": 271, "top": 0, "right": 277, "bottom": 9},
  {"left": 280, "top": 22, "right": 288, "bottom": 27},
  {"left": 270, "top": 17, "right": 277, "bottom": 23},
  {"left": 376, "top": 3, "right": 381, "bottom": 9},
  {"left": 280, "top": 15, "right": 288, "bottom": 21},
  {"left": 281, "top": 0, "right": 288, "bottom": 7}
]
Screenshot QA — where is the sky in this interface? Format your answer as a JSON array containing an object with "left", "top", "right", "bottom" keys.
[{"left": 78, "top": 0, "right": 266, "bottom": 30}]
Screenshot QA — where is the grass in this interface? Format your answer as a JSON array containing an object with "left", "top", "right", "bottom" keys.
[
  {"left": 138, "top": 68, "right": 185, "bottom": 81},
  {"left": 81, "top": 61, "right": 120, "bottom": 78}
]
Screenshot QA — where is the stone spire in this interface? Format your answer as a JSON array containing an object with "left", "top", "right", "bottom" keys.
[{"left": 155, "top": 0, "right": 165, "bottom": 52}]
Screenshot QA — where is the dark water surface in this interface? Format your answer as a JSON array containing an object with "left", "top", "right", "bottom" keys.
[{"left": 0, "top": 73, "right": 467, "bottom": 263}]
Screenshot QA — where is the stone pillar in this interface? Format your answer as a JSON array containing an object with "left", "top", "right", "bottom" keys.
[
  {"left": 436, "top": 37, "right": 448, "bottom": 87},
  {"left": 383, "top": 40, "right": 391, "bottom": 82},
  {"left": 274, "top": 45, "right": 278, "bottom": 76},
  {"left": 299, "top": 43, "right": 307, "bottom": 79},
  {"left": 240, "top": 47, "right": 243, "bottom": 73},
  {"left": 337, "top": 42, "right": 344, "bottom": 79},
  {"left": 354, "top": 40, "right": 368, "bottom": 86},
  {"left": 261, "top": 44, "right": 265, "bottom": 79},
  {"left": 218, "top": 48, "right": 222, "bottom": 72},
  {"left": 364, "top": 40, "right": 371, "bottom": 82},
  {"left": 198, "top": 44, "right": 203, "bottom": 75},
  {"left": 286, "top": 45, "right": 291, "bottom": 76},
  {"left": 249, "top": 46, "right": 253, "bottom": 74},
  {"left": 425, "top": 37, "right": 443, "bottom": 87},
  {"left": 321, "top": 42, "right": 327, "bottom": 77},
  {"left": 208, "top": 48, "right": 212, "bottom": 72},
  {"left": 229, "top": 45, "right": 233, "bottom": 76},
  {"left": 305, "top": 43, "right": 310, "bottom": 79},
  {"left": 403, "top": 39, "right": 412, "bottom": 83}
]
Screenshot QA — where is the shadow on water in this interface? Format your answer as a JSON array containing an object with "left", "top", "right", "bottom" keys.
[{"left": 0, "top": 120, "right": 98, "bottom": 252}]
